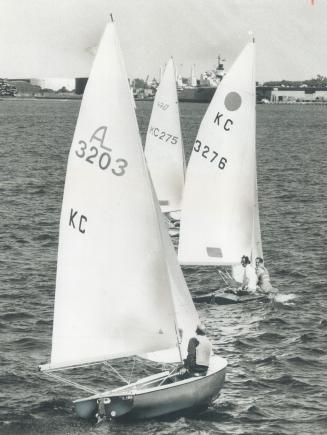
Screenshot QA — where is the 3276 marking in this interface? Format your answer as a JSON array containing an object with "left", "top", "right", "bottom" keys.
[
  {"left": 75, "top": 126, "right": 128, "bottom": 176},
  {"left": 193, "top": 139, "right": 227, "bottom": 169}
]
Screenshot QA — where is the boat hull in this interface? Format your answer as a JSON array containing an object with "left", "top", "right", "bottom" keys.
[
  {"left": 74, "top": 355, "right": 227, "bottom": 420},
  {"left": 178, "top": 87, "right": 216, "bottom": 103},
  {"left": 193, "top": 290, "right": 268, "bottom": 304}
]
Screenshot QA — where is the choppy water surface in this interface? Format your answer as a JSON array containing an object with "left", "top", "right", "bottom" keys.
[{"left": 0, "top": 100, "right": 326, "bottom": 434}]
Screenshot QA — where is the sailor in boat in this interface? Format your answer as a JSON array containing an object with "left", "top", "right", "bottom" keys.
[
  {"left": 239, "top": 255, "right": 257, "bottom": 293},
  {"left": 255, "top": 257, "right": 273, "bottom": 293},
  {"left": 181, "top": 325, "right": 212, "bottom": 378}
]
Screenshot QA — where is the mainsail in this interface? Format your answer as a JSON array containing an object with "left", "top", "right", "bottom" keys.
[
  {"left": 144, "top": 58, "right": 185, "bottom": 214},
  {"left": 47, "top": 22, "right": 183, "bottom": 371},
  {"left": 178, "top": 42, "right": 260, "bottom": 266}
]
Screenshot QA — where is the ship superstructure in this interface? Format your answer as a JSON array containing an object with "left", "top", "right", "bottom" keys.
[{"left": 178, "top": 55, "right": 225, "bottom": 103}]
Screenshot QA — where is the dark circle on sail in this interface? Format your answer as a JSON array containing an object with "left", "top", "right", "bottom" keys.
[{"left": 224, "top": 92, "right": 242, "bottom": 111}]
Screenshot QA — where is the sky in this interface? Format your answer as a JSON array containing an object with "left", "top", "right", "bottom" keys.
[{"left": 0, "top": 0, "right": 326, "bottom": 83}]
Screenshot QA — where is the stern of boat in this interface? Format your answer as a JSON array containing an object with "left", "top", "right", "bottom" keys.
[{"left": 74, "top": 394, "right": 135, "bottom": 420}]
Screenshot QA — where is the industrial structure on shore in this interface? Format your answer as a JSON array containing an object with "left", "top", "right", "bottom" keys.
[
  {"left": 256, "top": 85, "right": 327, "bottom": 103},
  {"left": 2, "top": 61, "right": 327, "bottom": 103}
]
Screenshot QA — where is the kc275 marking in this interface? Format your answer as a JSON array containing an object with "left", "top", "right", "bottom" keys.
[{"left": 148, "top": 125, "right": 178, "bottom": 144}]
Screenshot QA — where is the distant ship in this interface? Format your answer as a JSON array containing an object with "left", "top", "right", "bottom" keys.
[{"left": 178, "top": 56, "right": 225, "bottom": 103}]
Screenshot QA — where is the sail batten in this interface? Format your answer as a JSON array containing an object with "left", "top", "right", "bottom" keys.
[{"left": 178, "top": 42, "right": 260, "bottom": 266}]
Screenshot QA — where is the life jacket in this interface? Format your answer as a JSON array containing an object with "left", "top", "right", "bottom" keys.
[{"left": 195, "top": 335, "right": 212, "bottom": 367}]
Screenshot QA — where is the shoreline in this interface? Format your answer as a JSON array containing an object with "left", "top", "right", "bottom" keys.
[{"left": 2, "top": 96, "right": 327, "bottom": 105}]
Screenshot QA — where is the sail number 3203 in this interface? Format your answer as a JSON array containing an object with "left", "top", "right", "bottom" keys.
[
  {"left": 193, "top": 139, "right": 227, "bottom": 169},
  {"left": 75, "top": 126, "right": 128, "bottom": 176}
]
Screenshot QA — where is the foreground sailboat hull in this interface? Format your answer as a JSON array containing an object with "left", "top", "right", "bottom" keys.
[{"left": 74, "top": 355, "right": 227, "bottom": 420}]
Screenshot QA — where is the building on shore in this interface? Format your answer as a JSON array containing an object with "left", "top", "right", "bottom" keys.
[{"left": 257, "top": 86, "right": 327, "bottom": 103}]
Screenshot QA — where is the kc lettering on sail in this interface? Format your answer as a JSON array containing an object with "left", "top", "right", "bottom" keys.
[
  {"left": 213, "top": 112, "right": 234, "bottom": 131},
  {"left": 69, "top": 209, "right": 87, "bottom": 234},
  {"left": 75, "top": 126, "right": 128, "bottom": 176}
]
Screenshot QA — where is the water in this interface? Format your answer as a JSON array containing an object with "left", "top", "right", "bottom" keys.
[{"left": 0, "top": 100, "right": 326, "bottom": 434}]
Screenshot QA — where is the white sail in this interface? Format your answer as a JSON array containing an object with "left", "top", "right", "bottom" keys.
[
  {"left": 144, "top": 58, "right": 185, "bottom": 214},
  {"left": 143, "top": 180, "right": 199, "bottom": 363},
  {"left": 178, "top": 42, "right": 258, "bottom": 266},
  {"left": 49, "top": 22, "right": 179, "bottom": 371}
]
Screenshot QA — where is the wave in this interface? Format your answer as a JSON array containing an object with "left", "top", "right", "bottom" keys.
[
  {"left": 265, "top": 374, "right": 309, "bottom": 387},
  {"left": 234, "top": 338, "right": 252, "bottom": 348},
  {"left": 246, "top": 404, "right": 269, "bottom": 417},
  {"left": 259, "top": 317, "right": 289, "bottom": 326},
  {"left": 300, "top": 332, "right": 317, "bottom": 342},
  {"left": 1, "top": 312, "right": 34, "bottom": 321},
  {"left": 12, "top": 337, "right": 46, "bottom": 349},
  {"left": 273, "top": 293, "right": 297, "bottom": 303},
  {"left": 286, "top": 356, "right": 322, "bottom": 367},
  {"left": 257, "top": 332, "right": 286, "bottom": 341},
  {"left": 253, "top": 355, "right": 279, "bottom": 365}
]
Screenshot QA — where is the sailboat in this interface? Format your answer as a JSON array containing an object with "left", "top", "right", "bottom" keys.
[
  {"left": 178, "top": 41, "right": 267, "bottom": 304},
  {"left": 39, "top": 19, "right": 227, "bottom": 420},
  {"left": 144, "top": 58, "right": 185, "bottom": 236}
]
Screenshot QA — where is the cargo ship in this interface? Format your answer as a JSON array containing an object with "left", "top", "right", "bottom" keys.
[{"left": 178, "top": 56, "right": 225, "bottom": 103}]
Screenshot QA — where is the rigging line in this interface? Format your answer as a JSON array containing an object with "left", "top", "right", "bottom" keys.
[
  {"left": 218, "top": 269, "right": 228, "bottom": 285},
  {"left": 225, "top": 271, "right": 235, "bottom": 283},
  {"left": 158, "top": 365, "right": 180, "bottom": 387},
  {"left": 44, "top": 371, "right": 98, "bottom": 394},
  {"left": 128, "top": 358, "right": 136, "bottom": 384},
  {"left": 174, "top": 320, "right": 183, "bottom": 363},
  {"left": 103, "top": 361, "right": 129, "bottom": 384}
]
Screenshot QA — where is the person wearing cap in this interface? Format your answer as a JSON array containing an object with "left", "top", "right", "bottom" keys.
[
  {"left": 240, "top": 255, "right": 257, "bottom": 292},
  {"left": 183, "top": 325, "right": 212, "bottom": 376}
]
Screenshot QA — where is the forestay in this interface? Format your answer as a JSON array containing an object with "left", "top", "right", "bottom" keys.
[
  {"left": 46, "top": 22, "right": 179, "bottom": 371},
  {"left": 144, "top": 58, "right": 185, "bottom": 213},
  {"left": 252, "top": 174, "right": 263, "bottom": 261},
  {"left": 178, "top": 42, "right": 259, "bottom": 266}
]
